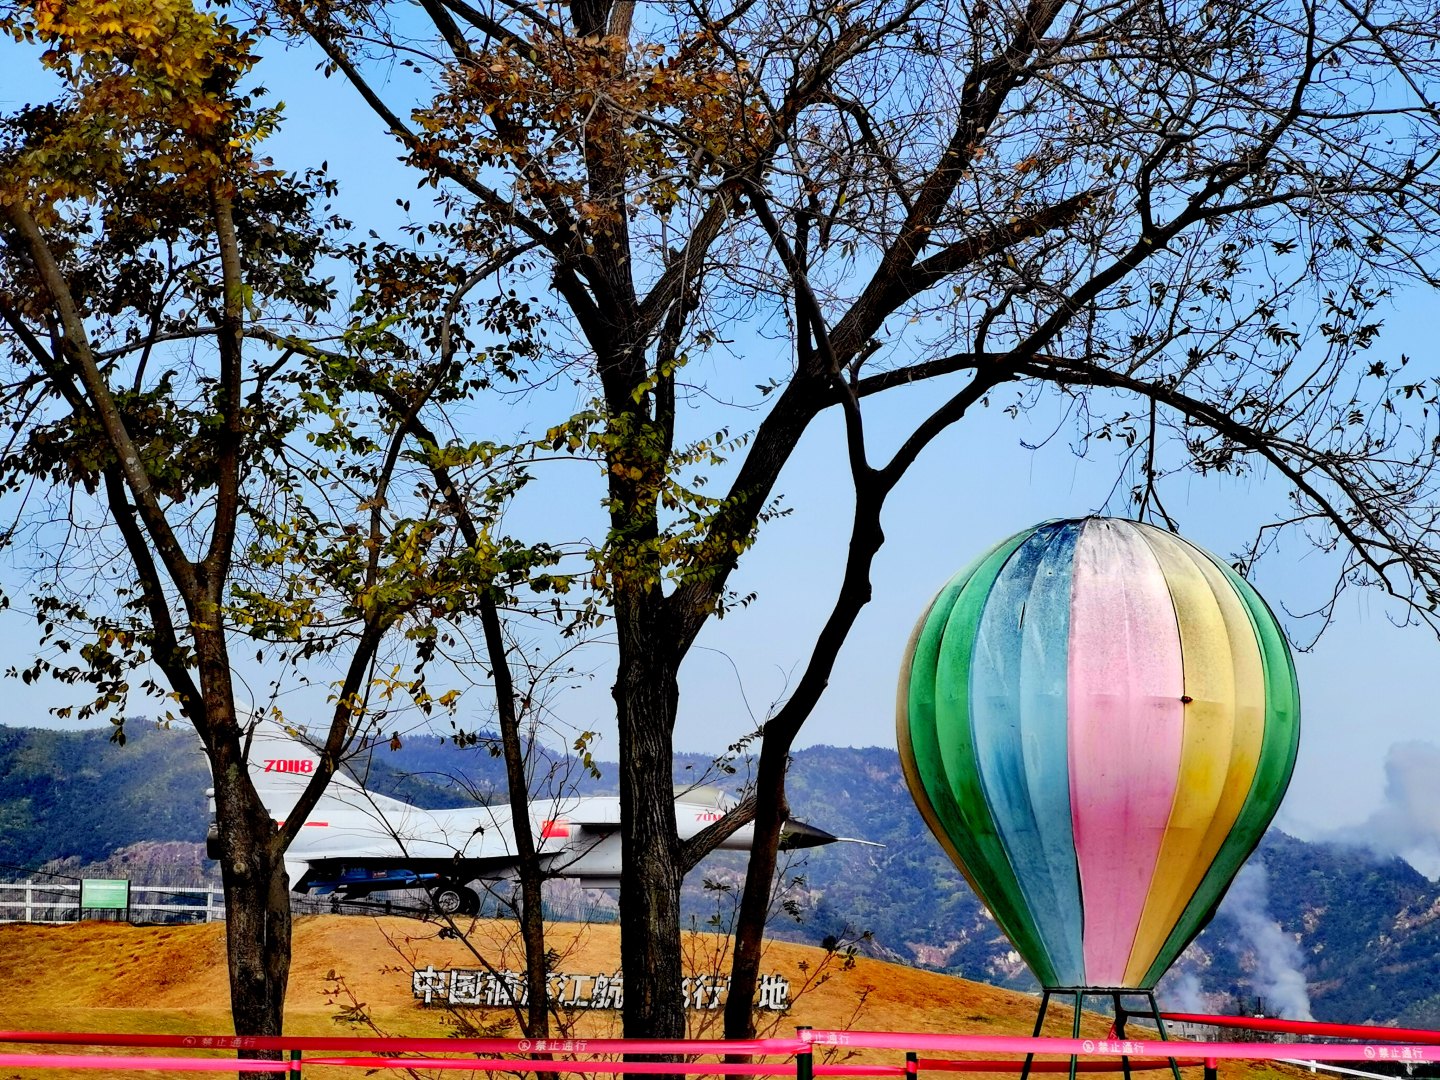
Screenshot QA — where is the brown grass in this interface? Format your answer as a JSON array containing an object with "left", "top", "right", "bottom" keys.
[{"left": 0, "top": 916, "right": 1304, "bottom": 1080}]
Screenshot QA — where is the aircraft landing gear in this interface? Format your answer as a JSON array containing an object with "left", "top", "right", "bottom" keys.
[{"left": 431, "top": 882, "right": 480, "bottom": 917}]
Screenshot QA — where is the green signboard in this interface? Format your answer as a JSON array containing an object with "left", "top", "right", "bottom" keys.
[{"left": 80, "top": 878, "right": 130, "bottom": 911}]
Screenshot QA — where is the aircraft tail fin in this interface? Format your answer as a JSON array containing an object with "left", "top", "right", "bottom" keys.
[{"left": 233, "top": 719, "right": 413, "bottom": 821}]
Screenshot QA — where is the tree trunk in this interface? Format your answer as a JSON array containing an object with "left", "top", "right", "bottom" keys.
[
  {"left": 722, "top": 745, "right": 789, "bottom": 1040},
  {"left": 725, "top": 491, "right": 888, "bottom": 1040},
  {"left": 221, "top": 849, "right": 291, "bottom": 1059},
  {"left": 481, "top": 590, "right": 552, "bottom": 1041},
  {"left": 516, "top": 859, "right": 551, "bottom": 1038},
  {"left": 210, "top": 739, "right": 291, "bottom": 1077},
  {"left": 615, "top": 608, "right": 685, "bottom": 1054}
]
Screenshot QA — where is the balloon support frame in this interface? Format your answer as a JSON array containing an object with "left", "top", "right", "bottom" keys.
[{"left": 1022, "top": 988, "right": 1192, "bottom": 1080}]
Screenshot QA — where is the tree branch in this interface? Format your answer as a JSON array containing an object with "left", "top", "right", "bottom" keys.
[
  {"left": 678, "top": 794, "right": 756, "bottom": 874},
  {"left": 0, "top": 202, "right": 201, "bottom": 600}
]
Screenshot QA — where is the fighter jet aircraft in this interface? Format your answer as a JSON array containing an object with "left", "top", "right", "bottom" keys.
[{"left": 206, "top": 720, "right": 864, "bottom": 915}]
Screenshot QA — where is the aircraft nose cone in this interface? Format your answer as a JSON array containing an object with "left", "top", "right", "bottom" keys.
[{"left": 779, "top": 818, "right": 840, "bottom": 850}]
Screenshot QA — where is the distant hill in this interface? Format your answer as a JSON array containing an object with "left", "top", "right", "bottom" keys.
[
  {"left": 0, "top": 723, "right": 208, "bottom": 871},
  {"left": 3, "top": 722, "right": 1439, "bottom": 1027}
]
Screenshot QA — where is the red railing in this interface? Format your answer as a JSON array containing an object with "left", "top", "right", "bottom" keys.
[{"left": 1, "top": 1017, "right": 1432, "bottom": 1074}]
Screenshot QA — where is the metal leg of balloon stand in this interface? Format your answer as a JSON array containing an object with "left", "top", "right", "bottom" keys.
[
  {"left": 1070, "top": 990, "right": 1086, "bottom": 1080},
  {"left": 1117, "top": 990, "right": 1183, "bottom": 1080},
  {"left": 1138, "top": 992, "right": 1184, "bottom": 1080},
  {"left": 1112, "top": 993, "right": 1134, "bottom": 1080},
  {"left": 1018, "top": 989, "right": 1052, "bottom": 1080},
  {"left": 1021, "top": 989, "right": 1185, "bottom": 1080},
  {"left": 1017, "top": 988, "right": 1087, "bottom": 1080},
  {"left": 1025, "top": 987, "right": 1087, "bottom": 1080},
  {"left": 1016, "top": 987, "right": 1084, "bottom": 1080}
]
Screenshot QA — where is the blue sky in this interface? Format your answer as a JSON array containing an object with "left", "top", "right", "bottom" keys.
[{"left": 2, "top": 27, "right": 1438, "bottom": 855}]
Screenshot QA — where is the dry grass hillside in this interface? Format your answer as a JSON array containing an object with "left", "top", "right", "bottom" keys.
[{"left": 0, "top": 916, "right": 1302, "bottom": 1080}]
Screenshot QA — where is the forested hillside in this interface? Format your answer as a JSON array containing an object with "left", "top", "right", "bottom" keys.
[
  {"left": 0, "top": 723, "right": 207, "bottom": 870},
  {"left": 3, "top": 723, "right": 1437, "bottom": 1027}
]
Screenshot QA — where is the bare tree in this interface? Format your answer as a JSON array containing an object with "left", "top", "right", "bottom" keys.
[{"left": 38, "top": 0, "right": 1440, "bottom": 1055}]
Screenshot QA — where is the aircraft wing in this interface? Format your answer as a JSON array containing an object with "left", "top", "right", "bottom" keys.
[{"left": 293, "top": 854, "right": 531, "bottom": 897}]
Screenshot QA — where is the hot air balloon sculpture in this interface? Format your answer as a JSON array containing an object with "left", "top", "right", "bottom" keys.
[{"left": 898, "top": 518, "right": 1300, "bottom": 1070}]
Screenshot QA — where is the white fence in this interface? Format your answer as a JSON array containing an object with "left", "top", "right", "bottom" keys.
[
  {"left": 0, "top": 880, "right": 616, "bottom": 924},
  {"left": 0, "top": 880, "right": 224, "bottom": 924},
  {"left": 0, "top": 882, "right": 440, "bottom": 923}
]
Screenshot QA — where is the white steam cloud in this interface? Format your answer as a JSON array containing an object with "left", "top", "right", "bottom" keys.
[
  {"left": 1332, "top": 741, "right": 1440, "bottom": 879},
  {"left": 1159, "top": 969, "right": 1207, "bottom": 1014},
  {"left": 1221, "top": 863, "right": 1314, "bottom": 1021}
]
